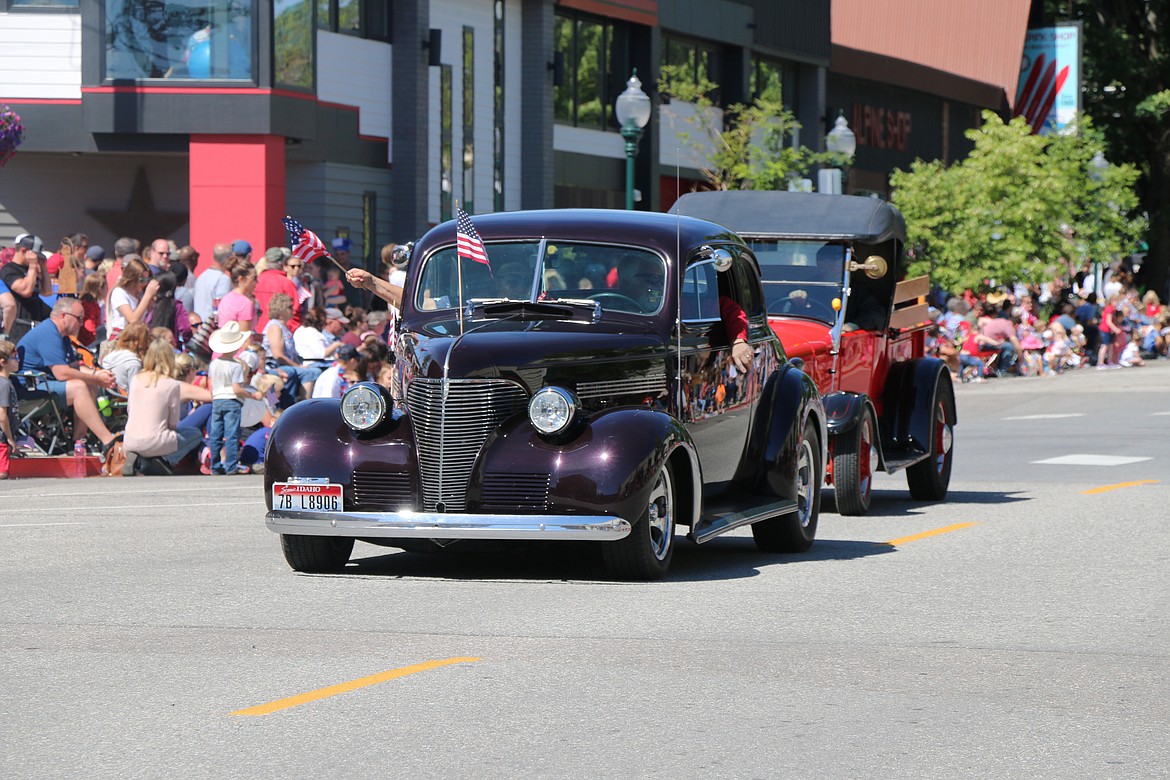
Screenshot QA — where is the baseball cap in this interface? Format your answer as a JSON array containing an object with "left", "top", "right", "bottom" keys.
[
  {"left": 335, "top": 344, "right": 359, "bottom": 361},
  {"left": 232, "top": 239, "right": 253, "bottom": 256},
  {"left": 263, "top": 246, "right": 290, "bottom": 265},
  {"left": 86, "top": 245, "right": 106, "bottom": 262},
  {"left": 325, "top": 306, "right": 350, "bottom": 324},
  {"left": 15, "top": 234, "right": 43, "bottom": 253},
  {"left": 331, "top": 237, "right": 351, "bottom": 252}
]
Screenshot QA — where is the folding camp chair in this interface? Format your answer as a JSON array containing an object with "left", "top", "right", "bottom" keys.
[{"left": 14, "top": 370, "right": 72, "bottom": 455}]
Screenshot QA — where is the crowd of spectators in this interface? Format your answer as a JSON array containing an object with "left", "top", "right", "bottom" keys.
[
  {"left": 0, "top": 230, "right": 404, "bottom": 477},
  {"left": 929, "top": 260, "right": 1168, "bottom": 381}
]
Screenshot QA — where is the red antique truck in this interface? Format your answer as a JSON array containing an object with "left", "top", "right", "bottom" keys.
[{"left": 674, "top": 191, "right": 955, "bottom": 515}]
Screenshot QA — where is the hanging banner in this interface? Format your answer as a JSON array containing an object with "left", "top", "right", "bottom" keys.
[{"left": 1014, "top": 22, "right": 1082, "bottom": 135}]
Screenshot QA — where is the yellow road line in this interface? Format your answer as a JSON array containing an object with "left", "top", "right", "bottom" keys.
[
  {"left": 1081, "top": 479, "right": 1158, "bottom": 495},
  {"left": 885, "top": 522, "right": 977, "bottom": 547},
  {"left": 230, "top": 657, "right": 480, "bottom": 717}
]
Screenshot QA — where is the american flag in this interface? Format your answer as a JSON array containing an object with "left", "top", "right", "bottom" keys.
[
  {"left": 282, "top": 216, "right": 330, "bottom": 264},
  {"left": 456, "top": 205, "right": 490, "bottom": 268}
]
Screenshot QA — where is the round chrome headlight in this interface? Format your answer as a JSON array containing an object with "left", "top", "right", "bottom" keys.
[
  {"left": 340, "top": 382, "right": 390, "bottom": 431},
  {"left": 528, "top": 386, "right": 578, "bottom": 436}
]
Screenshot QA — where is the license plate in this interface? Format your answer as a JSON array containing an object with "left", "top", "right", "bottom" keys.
[{"left": 272, "top": 482, "right": 343, "bottom": 512}]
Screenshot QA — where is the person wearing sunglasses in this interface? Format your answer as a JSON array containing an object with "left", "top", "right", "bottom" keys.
[
  {"left": 15, "top": 298, "right": 121, "bottom": 458},
  {"left": 254, "top": 246, "right": 302, "bottom": 331}
]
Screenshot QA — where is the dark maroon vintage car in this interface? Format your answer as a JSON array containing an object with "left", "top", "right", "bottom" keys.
[
  {"left": 674, "top": 191, "right": 956, "bottom": 516},
  {"left": 264, "top": 209, "right": 825, "bottom": 579}
]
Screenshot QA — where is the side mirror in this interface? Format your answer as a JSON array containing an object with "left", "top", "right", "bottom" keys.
[
  {"left": 849, "top": 255, "right": 888, "bottom": 280},
  {"left": 712, "top": 248, "right": 734, "bottom": 273},
  {"left": 694, "top": 245, "right": 735, "bottom": 273}
]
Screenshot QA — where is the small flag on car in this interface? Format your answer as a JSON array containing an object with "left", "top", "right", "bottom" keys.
[
  {"left": 282, "top": 216, "right": 331, "bottom": 265},
  {"left": 456, "top": 205, "right": 490, "bottom": 269}
]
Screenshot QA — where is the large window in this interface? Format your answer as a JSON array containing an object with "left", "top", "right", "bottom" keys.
[
  {"left": 462, "top": 25, "right": 475, "bottom": 214},
  {"left": 492, "top": 0, "right": 505, "bottom": 211},
  {"left": 275, "top": 0, "right": 314, "bottom": 89},
  {"left": 750, "top": 56, "right": 796, "bottom": 110},
  {"left": 662, "top": 36, "right": 721, "bottom": 96},
  {"left": 316, "top": 0, "right": 388, "bottom": 41},
  {"left": 105, "top": 0, "right": 253, "bottom": 81},
  {"left": 554, "top": 11, "right": 613, "bottom": 130}
]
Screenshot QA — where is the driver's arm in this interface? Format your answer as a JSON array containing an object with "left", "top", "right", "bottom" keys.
[{"left": 719, "top": 295, "right": 752, "bottom": 372}]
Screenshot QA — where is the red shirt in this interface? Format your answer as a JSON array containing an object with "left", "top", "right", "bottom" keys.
[
  {"left": 254, "top": 269, "right": 301, "bottom": 331},
  {"left": 79, "top": 298, "right": 102, "bottom": 346}
]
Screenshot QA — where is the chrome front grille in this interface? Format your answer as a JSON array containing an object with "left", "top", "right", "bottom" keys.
[
  {"left": 481, "top": 472, "right": 551, "bottom": 511},
  {"left": 351, "top": 469, "right": 414, "bottom": 511},
  {"left": 406, "top": 378, "right": 529, "bottom": 511}
]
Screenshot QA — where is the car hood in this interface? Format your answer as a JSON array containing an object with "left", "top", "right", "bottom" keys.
[
  {"left": 768, "top": 317, "right": 833, "bottom": 359},
  {"left": 401, "top": 318, "right": 666, "bottom": 391}
]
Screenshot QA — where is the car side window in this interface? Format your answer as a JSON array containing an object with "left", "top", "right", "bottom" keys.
[
  {"left": 680, "top": 261, "right": 721, "bottom": 322},
  {"left": 731, "top": 251, "right": 765, "bottom": 319}
]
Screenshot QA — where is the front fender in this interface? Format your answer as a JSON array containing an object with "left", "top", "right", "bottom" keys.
[
  {"left": 263, "top": 398, "right": 419, "bottom": 510},
  {"left": 739, "top": 365, "right": 824, "bottom": 499},
  {"left": 823, "top": 391, "right": 874, "bottom": 436},
  {"left": 469, "top": 408, "right": 700, "bottom": 526}
]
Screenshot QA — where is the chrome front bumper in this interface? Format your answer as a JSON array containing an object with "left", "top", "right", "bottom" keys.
[{"left": 266, "top": 509, "right": 632, "bottom": 542}]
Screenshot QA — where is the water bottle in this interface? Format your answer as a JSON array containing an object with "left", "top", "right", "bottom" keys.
[{"left": 73, "top": 438, "right": 87, "bottom": 478}]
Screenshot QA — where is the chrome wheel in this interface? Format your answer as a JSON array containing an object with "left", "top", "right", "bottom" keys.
[
  {"left": 796, "top": 437, "right": 816, "bottom": 528},
  {"left": 646, "top": 468, "right": 675, "bottom": 561},
  {"left": 935, "top": 403, "right": 954, "bottom": 475},
  {"left": 602, "top": 462, "right": 677, "bottom": 580}
]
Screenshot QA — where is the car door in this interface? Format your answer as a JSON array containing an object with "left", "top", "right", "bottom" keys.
[{"left": 677, "top": 250, "right": 760, "bottom": 487}]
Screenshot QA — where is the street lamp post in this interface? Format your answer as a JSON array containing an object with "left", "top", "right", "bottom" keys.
[
  {"left": 614, "top": 70, "right": 651, "bottom": 210},
  {"left": 1088, "top": 150, "right": 1110, "bottom": 295},
  {"left": 820, "top": 110, "right": 857, "bottom": 195}
]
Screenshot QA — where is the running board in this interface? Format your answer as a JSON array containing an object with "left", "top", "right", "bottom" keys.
[
  {"left": 879, "top": 447, "right": 929, "bottom": 474},
  {"left": 689, "top": 498, "right": 798, "bottom": 545}
]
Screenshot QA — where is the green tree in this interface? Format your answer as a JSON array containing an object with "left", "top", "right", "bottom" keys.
[
  {"left": 891, "top": 112, "right": 1142, "bottom": 292},
  {"left": 1043, "top": 1, "right": 1170, "bottom": 296},
  {"left": 657, "top": 64, "right": 845, "bottom": 191}
]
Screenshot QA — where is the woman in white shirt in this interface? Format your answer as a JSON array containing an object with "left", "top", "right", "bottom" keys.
[
  {"left": 292, "top": 307, "right": 340, "bottom": 366},
  {"left": 106, "top": 257, "right": 158, "bottom": 338}
]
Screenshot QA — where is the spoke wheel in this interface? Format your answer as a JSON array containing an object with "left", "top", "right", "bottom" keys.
[
  {"left": 752, "top": 420, "right": 822, "bottom": 553},
  {"left": 602, "top": 464, "right": 676, "bottom": 580},
  {"left": 907, "top": 376, "right": 955, "bottom": 501},
  {"left": 833, "top": 408, "right": 876, "bottom": 516}
]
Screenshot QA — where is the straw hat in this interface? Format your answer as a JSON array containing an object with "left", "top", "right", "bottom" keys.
[
  {"left": 985, "top": 290, "right": 1009, "bottom": 305},
  {"left": 208, "top": 321, "right": 252, "bottom": 353}
]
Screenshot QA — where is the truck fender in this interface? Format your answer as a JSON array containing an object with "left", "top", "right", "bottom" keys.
[
  {"left": 879, "top": 357, "right": 955, "bottom": 454},
  {"left": 471, "top": 407, "right": 702, "bottom": 528},
  {"left": 822, "top": 391, "right": 877, "bottom": 436},
  {"left": 739, "top": 365, "right": 825, "bottom": 500},
  {"left": 823, "top": 391, "right": 884, "bottom": 470}
]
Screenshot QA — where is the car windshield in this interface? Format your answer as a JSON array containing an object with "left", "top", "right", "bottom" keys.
[
  {"left": 749, "top": 240, "right": 846, "bottom": 324},
  {"left": 415, "top": 240, "right": 667, "bottom": 315}
]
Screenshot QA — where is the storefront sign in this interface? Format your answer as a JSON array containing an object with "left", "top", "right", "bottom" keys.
[
  {"left": 1014, "top": 23, "right": 1081, "bottom": 135},
  {"left": 851, "top": 104, "right": 912, "bottom": 152}
]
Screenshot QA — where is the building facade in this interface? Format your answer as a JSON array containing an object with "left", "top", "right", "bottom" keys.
[{"left": 0, "top": 0, "right": 1026, "bottom": 270}]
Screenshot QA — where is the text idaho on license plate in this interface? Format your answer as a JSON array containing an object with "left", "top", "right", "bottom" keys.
[{"left": 273, "top": 483, "right": 343, "bottom": 511}]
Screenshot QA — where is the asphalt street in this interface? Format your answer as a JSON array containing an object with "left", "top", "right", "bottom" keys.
[{"left": 1, "top": 362, "right": 1167, "bottom": 778}]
